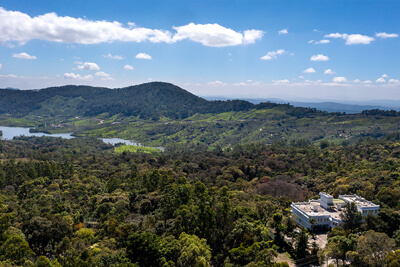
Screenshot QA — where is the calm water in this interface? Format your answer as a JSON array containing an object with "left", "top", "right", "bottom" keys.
[{"left": 0, "top": 126, "right": 164, "bottom": 151}]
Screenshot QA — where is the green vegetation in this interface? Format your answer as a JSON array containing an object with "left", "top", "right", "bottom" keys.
[
  {"left": 0, "top": 135, "right": 399, "bottom": 265},
  {"left": 114, "top": 145, "right": 162, "bottom": 155},
  {"left": 1, "top": 82, "right": 400, "bottom": 265}
]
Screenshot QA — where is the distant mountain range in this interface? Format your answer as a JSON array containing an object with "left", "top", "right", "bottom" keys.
[
  {"left": 203, "top": 97, "right": 400, "bottom": 114},
  {"left": 1, "top": 82, "right": 399, "bottom": 120}
]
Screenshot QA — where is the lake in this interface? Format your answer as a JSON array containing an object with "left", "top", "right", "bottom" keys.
[{"left": 0, "top": 126, "right": 164, "bottom": 150}]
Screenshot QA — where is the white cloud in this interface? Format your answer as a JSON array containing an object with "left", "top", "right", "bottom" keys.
[
  {"left": 273, "top": 79, "right": 290, "bottom": 84},
  {"left": 136, "top": 53, "right": 152, "bottom": 60},
  {"left": 124, "top": 64, "right": 134, "bottom": 70},
  {"left": 103, "top": 53, "right": 124, "bottom": 60},
  {"left": 353, "top": 79, "right": 361, "bottom": 83},
  {"left": 324, "top": 69, "right": 335, "bottom": 74},
  {"left": 0, "top": 7, "right": 172, "bottom": 45},
  {"left": 308, "top": 40, "right": 315, "bottom": 44},
  {"left": 362, "top": 80, "right": 372, "bottom": 84},
  {"left": 389, "top": 79, "right": 400, "bottom": 83},
  {"left": 313, "top": 29, "right": 319, "bottom": 32},
  {"left": 376, "top": 78, "right": 386, "bottom": 83},
  {"left": 376, "top": 32, "right": 399, "bottom": 39},
  {"left": 0, "top": 63, "right": 2, "bottom": 70},
  {"left": 172, "top": 23, "right": 262, "bottom": 47},
  {"left": 95, "top": 71, "right": 113, "bottom": 80},
  {"left": 310, "top": 54, "right": 329, "bottom": 61},
  {"left": 324, "top": 32, "right": 375, "bottom": 45},
  {"left": 298, "top": 76, "right": 304, "bottom": 79},
  {"left": 0, "top": 74, "right": 18, "bottom": 78},
  {"left": 345, "top": 34, "right": 375, "bottom": 45},
  {"left": 260, "top": 49, "right": 287, "bottom": 60},
  {"left": 0, "top": 8, "right": 262, "bottom": 47},
  {"left": 243, "top": 30, "right": 264, "bottom": 44},
  {"left": 382, "top": 74, "right": 389, "bottom": 78},
  {"left": 324, "top": 33, "right": 346, "bottom": 39},
  {"left": 315, "top": 39, "right": 330, "bottom": 44},
  {"left": 207, "top": 80, "right": 227, "bottom": 86},
  {"left": 77, "top": 62, "right": 100, "bottom": 71},
  {"left": 303, "top": 67, "right": 316, "bottom": 73},
  {"left": 278, "top": 29, "right": 288, "bottom": 35},
  {"left": 333, "top": 77, "right": 347, "bottom": 83},
  {"left": 64, "top": 72, "right": 93, "bottom": 80},
  {"left": 12, "top": 52, "right": 36, "bottom": 59},
  {"left": 232, "top": 82, "right": 247, "bottom": 86}
]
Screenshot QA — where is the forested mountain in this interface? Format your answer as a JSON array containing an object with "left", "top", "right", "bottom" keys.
[{"left": 0, "top": 82, "right": 321, "bottom": 119}]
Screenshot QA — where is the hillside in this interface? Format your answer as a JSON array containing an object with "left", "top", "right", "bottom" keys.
[
  {"left": 0, "top": 82, "right": 328, "bottom": 120},
  {"left": 0, "top": 82, "right": 260, "bottom": 119}
]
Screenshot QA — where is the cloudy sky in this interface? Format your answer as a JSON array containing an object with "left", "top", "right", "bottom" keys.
[{"left": 0, "top": 0, "right": 399, "bottom": 101}]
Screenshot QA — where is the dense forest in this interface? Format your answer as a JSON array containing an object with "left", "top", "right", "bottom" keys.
[{"left": 1, "top": 135, "right": 400, "bottom": 266}]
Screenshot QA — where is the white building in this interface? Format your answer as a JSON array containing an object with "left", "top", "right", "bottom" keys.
[{"left": 291, "top": 192, "right": 379, "bottom": 230}]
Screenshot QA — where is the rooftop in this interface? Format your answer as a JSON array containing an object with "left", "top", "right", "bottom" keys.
[
  {"left": 292, "top": 200, "right": 342, "bottom": 220},
  {"left": 339, "top": 194, "right": 380, "bottom": 208}
]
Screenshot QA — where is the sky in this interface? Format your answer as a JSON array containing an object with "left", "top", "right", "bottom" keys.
[{"left": 0, "top": 0, "right": 399, "bottom": 101}]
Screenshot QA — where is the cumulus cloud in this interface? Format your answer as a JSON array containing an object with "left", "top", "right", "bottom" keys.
[
  {"left": 12, "top": 52, "right": 36, "bottom": 59},
  {"left": 310, "top": 54, "right": 329, "bottom": 61},
  {"left": 376, "top": 32, "right": 399, "bottom": 39},
  {"left": 324, "top": 32, "right": 375, "bottom": 45},
  {"left": 136, "top": 53, "right": 152, "bottom": 60},
  {"left": 324, "top": 69, "right": 335, "bottom": 74},
  {"left": 77, "top": 62, "right": 100, "bottom": 71},
  {"left": 173, "top": 23, "right": 262, "bottom": 47},
  {"left": 260, "top": 49, "right": 287, "bottom": 60},
  {"left": 376, "top": 78, "right": 386, "bottom": 83},
  {"left": 362, "top": 80, "right": 372, "bottom": 84},
  {"left": 382, "top": 74, "right": 389, "bottom": 78},
  {"left": 64, "top": 72, "right": 93, "bottom": 80},
  {"left": 278, "top": 29, "right": 288, "bottom": 35},
  {"left": 315, "top": 39, "right": 330, "bottom": 44},
  {"left": 333, "top": 77, "right": 347, "bottom": 83},
  {"left": 0, "top": 8, "right": 262, "bottom": 47},
  {"left": 0, "top": 7, "right": 172, "bottom": 45},
  {"left": 389, "top": 79, "right": 400, "bottom": 83},
  {"left": 243, "top": 30, "right": 264, "bottom": 44},
  {"left": 353, "top": 79, "right": 361, "bottom": 83},
  {"left": 0, "top": 63, "right": 2, "bottom": 70},
  {"left": 95, "top": 71, "right": 113, "bottom": 80},
  {"left": 207, "top": 80, "right": 227, "bottom": 86},
  {"left": 303, "top": 67, "right": 316, "bottom": 73},
  {"left": 124, "top": 64, "right": 134, "bottom": 70},
  {"left": 103, "top": 53, "right": 124, "bottom": 60},
  {"left": 308, "top": 40, "right": 315, "bottom": 44},
  {"left": 273, "top": 79, "right": 290, "bottom": 84}
]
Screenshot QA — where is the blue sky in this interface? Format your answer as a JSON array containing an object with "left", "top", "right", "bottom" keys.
[{"left": 0, "top": 0, "right": 399, "bottom": 101}]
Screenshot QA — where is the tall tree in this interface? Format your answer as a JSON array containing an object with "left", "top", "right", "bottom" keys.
[{"left": 340, "top": 202, "right": 362, "bottom": 232}]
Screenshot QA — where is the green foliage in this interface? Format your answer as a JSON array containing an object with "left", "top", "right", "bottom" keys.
[
  {"left": 0, "top": 134, "right": 400, "bottom": 266},
  {"left": 340, "top": 202, "right": 363, "bottom": 232},
  {"left": 115, "top": 145, "right": 162, "bottom": 155}
]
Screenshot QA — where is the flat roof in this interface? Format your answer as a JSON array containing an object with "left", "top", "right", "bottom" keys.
[
  {"left": 339, "top": 195, "right": 379, "bottom": 208},
  {"left": 333, "top": 199, "right": 345, "bottom": 204},
  {"left": 292, "top": 201, "right": 342, "bottom": 220}
]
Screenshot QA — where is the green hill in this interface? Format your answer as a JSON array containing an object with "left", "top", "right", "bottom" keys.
[{"left": 0, "top": 82, "right": 320, "bottom": 120}]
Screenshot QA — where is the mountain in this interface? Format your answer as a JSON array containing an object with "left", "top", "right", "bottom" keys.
[
  {"left": 204, "top": 96, "right": 399, "bottom": 114},
  {"left": 0, "top": 82, "right": 258, "bottom": 119}
]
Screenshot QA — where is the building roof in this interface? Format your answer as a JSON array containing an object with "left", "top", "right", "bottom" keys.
[
  {"left": 292, "top": 200, "right": 342, "bottom": 220},
  {"left": 339, "top": 194, "right": 379, "bottom": 208}
]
